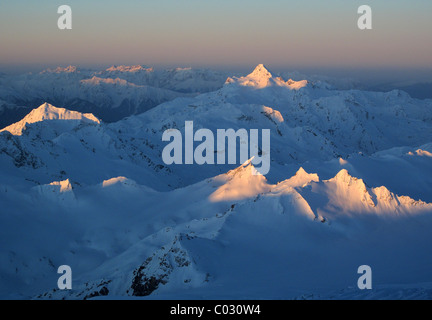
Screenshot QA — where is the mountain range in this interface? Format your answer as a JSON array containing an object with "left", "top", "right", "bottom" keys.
[
  {"left": 1, "top": 64, "right": 432, "bottom": 299},
  {"left": 0, "top": 65, "right": 231, "bottom": 127}
]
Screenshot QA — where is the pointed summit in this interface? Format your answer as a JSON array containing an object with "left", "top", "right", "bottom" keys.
[
  {"left": 330, "top": 169, "right": 368, "bottom": 190},
  {"left": 292, "top": 167, "right": 319, "bottom": 184},
  {"left": 274, "top": 167, "right": 319, "bottom": 189},
  {"left": 233, "top": 64, "right": 273, "bottom": 89},
  {"left": 249, "top": 64, "right": 273, "bottom": 79},
  {"left": 209, "top": 158, "right": 270, "bottom": 202},
  {"left": 226, "top": 64, "right": 308, "bottom": 90}
]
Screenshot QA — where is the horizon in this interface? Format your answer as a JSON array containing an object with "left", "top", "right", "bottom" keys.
[
  {"left": 1, "top": 63, "right": 432, "bottom": 93},
  {"left": 1, "top": 1, "right": 431, "bottom": 78}
]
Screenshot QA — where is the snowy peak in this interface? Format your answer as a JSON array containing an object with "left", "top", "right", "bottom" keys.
[
  {"left": 49, "top": 179, "right": 73, "bottom": 193},
  {"left": 330, "top": 169, "right": 364, "bottom": 186},
  {"left": 209, "top": 159, "right": 270, "bottom": 202},
  {"left": 211, "top": 164, "right": 431, "bottom": 216},
  {"left": 237, "top": 64, "right": 273, "bottom": 89},
  {"left": 102, "top": 177, "right": 137, "bottom": 188},
  {"left": 325, "top": 169, "right": 374, "bottom": 206},
  {"left": 277, "top": 167, "right": 320, "bottom": 189},
  {"left": 227, "top": 64, "right": 308, "bottom": 90},
  {"left": 0, "top": 103, "right": 100, "bottom": 136},
  {"left": 40, "top": 66, "right": 78, "bottom": 74},
  {"left": 34, "top": 179, "right": 75, "bottom": 202},
  {"left": 295, "top": 167, "right": 311, "bottom": 178},
  {"left": 249, "top": 64, "right": 273, "bottom": 80},
  {"left": 105, "top": 65, "right": 153, "bottom": 73},
  {"left": 319, "top": 170, "right": 432, "bottom": 214}
]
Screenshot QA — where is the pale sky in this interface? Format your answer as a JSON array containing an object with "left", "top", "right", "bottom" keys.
[{"left": 0, "top": 0, "right": 431, "bottom": 74}]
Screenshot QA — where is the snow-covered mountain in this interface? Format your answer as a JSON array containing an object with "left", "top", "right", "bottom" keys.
[
  {"left": 2, "top": 160, "right": 432, "bottom": 299},
  {"left": 107, "top": 64, "right": 432, "bottom": 185},
  {"left": 96, "top": 65, "right": 230, "bottom": 93},
  {"left": 0, "top": 103, "right": 100, "bottom": 136},
  {"left": 1, "top": 64, "right": 432, "bottom": 300},
  {"left": 226, "top": 64, "right": 308, "bottom": 89},
  {"left": 0, "top": 65, "right": 231, "bottom": 127}
]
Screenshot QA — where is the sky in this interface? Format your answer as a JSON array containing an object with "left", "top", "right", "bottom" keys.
[{"left": 0, "top": 0, "right": 431, "bottom": 78}]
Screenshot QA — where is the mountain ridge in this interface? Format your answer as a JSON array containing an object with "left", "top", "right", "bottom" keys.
[{"left": 0, "top": 103, "right": 100, "bottom": 136}]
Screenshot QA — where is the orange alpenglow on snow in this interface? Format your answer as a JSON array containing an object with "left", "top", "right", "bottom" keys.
[{"left": 226, "top": 64, "right": 307, "bottom": 90}]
